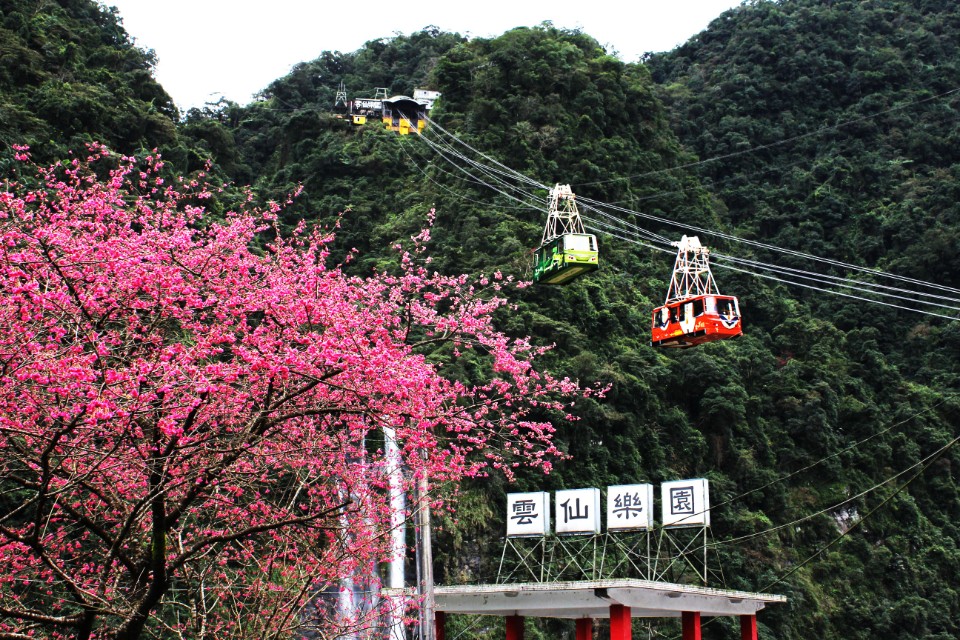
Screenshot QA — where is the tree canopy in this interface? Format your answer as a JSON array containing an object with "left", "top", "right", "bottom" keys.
[{"left": 0, "top": 145, "right": 591, "bottom": 639}]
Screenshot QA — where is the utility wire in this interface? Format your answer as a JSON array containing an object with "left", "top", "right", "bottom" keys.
[
  {"left": 396, "top": 135, "right": 540, "bottom": 211},
  {"left": 577, "top": 194, "right": 960, "bottom": 297},
  {"left": 575, "top": 86, "right": 960, "bottom": 186},
  {"left": 423, "top": 115, "right": 548, "bottom": 190},
  {"left": 706, "top": 431, "right": 960, "bottom": 550},
  {"left": 416, "top": 128, "right": 546, "bottom": 209},
  {"left": 760, "top": 431, "right": 960, "bottom": 592},
  {"left": 716, "top": 260, "right": 960, "bottom": 321},
  {"left": 407, "top": 113, "right": 960, "bottom": 318},
  {"left": 584, "top": 220, "right": 960, "bottom": 320},
  {"left": 422, "top": 121, "right": 960, "bottom": 304},
  {"left": 713, "top": 253, "right": 960, "bottom": 308}
]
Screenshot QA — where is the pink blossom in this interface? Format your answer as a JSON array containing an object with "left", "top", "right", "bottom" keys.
[{"left": 0, "top": 148, "right": 598, "bottom": 639}]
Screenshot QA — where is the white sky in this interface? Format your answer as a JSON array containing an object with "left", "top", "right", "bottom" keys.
[{"left": 103, "top": 0, "right": 742, "bottom": 112}]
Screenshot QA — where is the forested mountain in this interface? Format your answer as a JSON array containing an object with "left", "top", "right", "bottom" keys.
[
  {"left": 2, "top": 1, "right": 960, "bottom": 639},
  {"left": 0, "top": 0, "right": 178, "bottom": 161},
  {"left": 647, "top": 0, "right": 960, "bottom": 385}
]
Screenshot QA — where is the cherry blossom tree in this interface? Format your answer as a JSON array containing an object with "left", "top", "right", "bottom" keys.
[{"left": 0, "top": 146, "right": 591, "bottom": 640}]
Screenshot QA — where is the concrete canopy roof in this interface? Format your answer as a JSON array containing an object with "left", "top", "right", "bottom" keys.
[{"left": 421, "top": 580, "right": 786, "bottom": 619}]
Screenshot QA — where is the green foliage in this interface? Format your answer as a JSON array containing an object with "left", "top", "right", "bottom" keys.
[
  {"left": 646, "top": 1, "right": 960, "bottom": 637},
  {"left": 6, "top": 2, "right": 960, "bottom": 639},
  {"left": 0, "top": 0, "right": 178, "bottom": 161},
  {"left": 189, "top": 13, "right": 960, "bottom": 639}
]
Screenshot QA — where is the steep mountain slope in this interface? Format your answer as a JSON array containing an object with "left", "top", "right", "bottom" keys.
[
  {"left": 1, "top": 1, "right": 959, "bottom": 638},
  {"left": 645, "top": 1, "right": 960, "bottom": 637},
  {"left": 647, "top": 0, "right": 960, "bottom": 381},
  {"left": 214, "top": 15, "right": 960, "bottom": 639},
  {"left": 0, "top": 0, "right": 179, "bottom": 162}
]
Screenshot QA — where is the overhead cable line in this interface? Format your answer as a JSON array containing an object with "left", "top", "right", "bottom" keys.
[
  {"left": 715, "top": 259, "right": 960, "bottom": 320},
  {"left": 713, "top": 253, "right": 960, "bottom": 309},
  {"left": 578, "top": 202, "right": 672, "bottom": 245},
  {"left": 397, "top": 133, "right": 542, "bottom": 211},
  {"left": 417, "top": 126, "right": 546, "bottom": 206},
  {"left": 708, "top": 430, "right": 960, "bottom": 551},
  {"left": 577, "top": 201, "right": 960, "bottom": 312},
  {"left": 423, "top": 115, "right": 549, "bottom": 190},
  {"left": 655, "top": 397, "right": 957, "bottom": 534},
  {"left": 395, "top": 136, "right": 540, "bottom": 211},
  {"left": 405, "top": 114, "right": 960, "bottom": 317},
  {"left": 582, "top": 220, "right": 675, "bottom": 256},
  {"left": 576, "top": 193, "right": 960, "bottom": 297},
  {"left": 412, "top": 132, "right": 544, "bottom": 210},
  {"left": 585, "top": 221, "right": 960, "bottom": 320},
  {"left": 575, "top": 85, "right": 960, "bottom": 186},
  {"left": 759, "top": 431, "right": 960, "bottom": 593}
]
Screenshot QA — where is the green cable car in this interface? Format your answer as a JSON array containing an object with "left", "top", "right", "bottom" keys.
[
  {"left": 533, "top": 233, "right": 599, "bottom": 284},
  {"left": 532, "top": 184, "right": 599, "bottom": 285}
]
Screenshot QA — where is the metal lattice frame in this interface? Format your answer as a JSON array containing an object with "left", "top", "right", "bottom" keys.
[
  {"left": 541, "top": 184, "right": 587, "bottom": 245},
  {"left": 334, "top": 81, "right": 348, "bottom": 108},
  {"left": 497, "top": 529, "right": 719, "bottom": 587},
  {"left": 664, "top": 235, "right": 720, "bottom": 304}
]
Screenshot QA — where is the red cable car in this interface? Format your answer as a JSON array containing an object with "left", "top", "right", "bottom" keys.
[{"left": 651, "top": 236, "right": 742, "bottom": 349}]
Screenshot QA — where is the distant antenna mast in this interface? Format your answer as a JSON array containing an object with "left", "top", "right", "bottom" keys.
[
  {"left": 335, "top": 81, "right": 348, "bottom": 108},
  {"left": 665, "top": 235, "right": 720, "bottom": 304},
  {"left": 541, "top": 184, "right": 586, "bottom": 244}
]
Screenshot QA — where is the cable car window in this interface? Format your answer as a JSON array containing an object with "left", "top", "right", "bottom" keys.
[
  {"left": 692, "top": 299, "right": 704, "bottom": 317},
  {"left": 565, "top": 235, "right": 593, "bottom": 252},
  {"left": 717, "top": 299, "right": 733, "bottom": 318},
  {"left": 676, "top": 304, "right": 686, "bottom": 322}
]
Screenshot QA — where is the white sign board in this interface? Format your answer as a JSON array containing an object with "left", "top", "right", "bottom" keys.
[
  {"left": 506, "top": 492, "right": 550, "bottom": 537},
  {"left": 661, "top": 479, "right": 710, "bottom": 528},
  {"left": 555, "top": 488, "right": 601, "bottom": 535},
  {"left": 353, "top": 99, "right": 383, "bottom": 110},
  {"left": 607, "top": 484, "right": 654, "bottom": 530}
]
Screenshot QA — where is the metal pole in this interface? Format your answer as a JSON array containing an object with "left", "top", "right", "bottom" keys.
[
  {"left": 416, "top": 472, "right": 436, "bottom": 640},
  {"left": 703, "top": 528, "right": 707, "bottom": 586},
  {"left": 384, "top": 428, "right": 406, "bottom": 640}
]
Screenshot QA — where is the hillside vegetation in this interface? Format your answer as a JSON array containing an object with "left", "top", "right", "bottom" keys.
[{"left": 2, "top": 1, "right": 960, "bottom": 639}]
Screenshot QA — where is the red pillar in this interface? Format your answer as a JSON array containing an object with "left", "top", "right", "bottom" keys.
[
  {"left": 576, "top": 618, "right": 593, "bottom": 640},
  {"left": 740, "top": 614, "right": 758, "bottom": 640},
  {"left": 506, "top": 615, "right": 524, "bottom": 640},
  {"left": 681, "top": 611, "right": 701, "bottom": 640},
  {"left": 609, "top": 604, "right": 631, "bottom": 640},
  {"left": 436, "top": 611, "right": 446, "bottom": 640}
]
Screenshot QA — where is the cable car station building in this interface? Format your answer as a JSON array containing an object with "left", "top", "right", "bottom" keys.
[
  {"left": 408, "top": 483, "right": 786, "bottom": 640},
  {"left": 333, "top": 84, "right": 434, "bottom": 134}
]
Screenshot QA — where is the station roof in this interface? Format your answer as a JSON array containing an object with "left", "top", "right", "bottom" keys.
[
  {"left": 426, "top": 579, "right": 786, "bottom": 619},
  {"left": 383, "top": 95, "right": 429, "bottom": 107}
]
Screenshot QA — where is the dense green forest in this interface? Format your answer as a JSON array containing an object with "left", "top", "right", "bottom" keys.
[{"left": 2, "top": 0, "right": 960, "bottom": 638}]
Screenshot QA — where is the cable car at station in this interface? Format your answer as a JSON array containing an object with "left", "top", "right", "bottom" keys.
[
  {"left": 533, "top": 184, "right": 599, "bottom": 285},
  {"left": 333, "top": 83, "right": 439, "bottom": 135},
  {"left": 651, "top": 235, "right": 742, "bottom": 348}
]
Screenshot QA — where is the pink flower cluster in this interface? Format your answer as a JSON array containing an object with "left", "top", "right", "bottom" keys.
[{"left": 0, "top": 145, "right": 595, "bottom": 639}]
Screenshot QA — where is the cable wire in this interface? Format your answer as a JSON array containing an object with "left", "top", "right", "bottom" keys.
[
  {"left": 575, "top": 86, "right": 960, "bottom": 186},
  {"left": 406, "top": 111, "right": 960, "bottom": 319}
]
